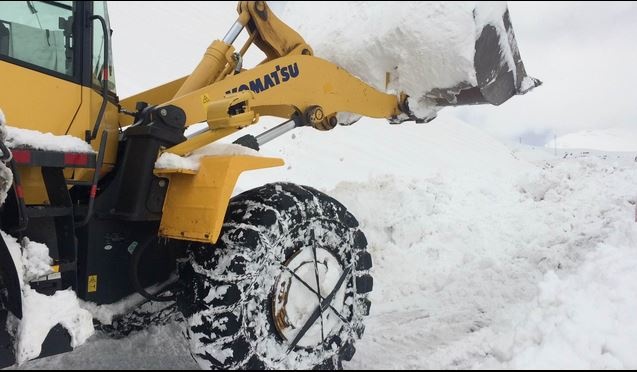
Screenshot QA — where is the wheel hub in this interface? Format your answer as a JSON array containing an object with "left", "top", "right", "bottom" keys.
[{"left": 273, "top": 246, "right": 347, "bottom": 348}]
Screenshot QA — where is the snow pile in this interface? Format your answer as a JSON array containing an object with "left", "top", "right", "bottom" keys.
[
  {"left": 155, "top": 143, "right": 261, "bottom": 171},
  {"left": 1, "top": 233, "right": 94, "bottom": 365},
  {"left": 481, "top": 237, "right": 637, "bottom": 369},
  {"left": 546, "top": 126, "right": 637, "bottom": 152},
  {"left": 281, "top": 2, "right": 512, "bottom": 119},
  {"left": 4, "top": 126, "right": 94, "bottom": 153},
  {"left": 233, "top": 114, "right": 524, "bottom": 192},
  {"left": 337, "top": 152, "right": 637, "bottom": 369}
]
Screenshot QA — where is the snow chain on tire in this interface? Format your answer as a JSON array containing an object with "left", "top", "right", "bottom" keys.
[{"left": 177, "top": 182, "right": 373, "bottom": 370}]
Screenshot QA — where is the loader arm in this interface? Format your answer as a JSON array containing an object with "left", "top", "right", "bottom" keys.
[
  {"left": 162, "top": 54, "right": 403, "bottom": 155},
  {"left": 120, "top": 1, "right": 407, "bottom": 155}
]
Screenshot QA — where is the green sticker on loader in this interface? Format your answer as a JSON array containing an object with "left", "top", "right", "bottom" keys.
[{"left": 128, "top": 241, "right": 138, "bottom": 255}]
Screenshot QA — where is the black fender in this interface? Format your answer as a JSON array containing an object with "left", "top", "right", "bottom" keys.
[{"left": 0, "top": 235, "right": 21, "bottom": 319}]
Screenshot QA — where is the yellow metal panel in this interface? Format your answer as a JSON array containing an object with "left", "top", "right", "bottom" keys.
[
  {"left": 18, "top": 166, "right": 48, "bottom": 205},
  {"left": 156, "top": 155, "right": 284, "bottom": 244},
  {"left": 0, "top": 62, "right": 120, "bottom": 186},
  {"left": 0, "top": 60, "right": 81, "bottom": 135}
]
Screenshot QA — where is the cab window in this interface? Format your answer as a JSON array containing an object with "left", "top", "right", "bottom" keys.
[
  {"left": 91, "top": 1, "right": 116, "bottom": 93},
  {"left": 0, "top": 1, "right": 74, "bottom": 76}
]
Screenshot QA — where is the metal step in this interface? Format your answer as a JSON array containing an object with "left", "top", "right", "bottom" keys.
[{"left": 26, "top": 206, "right": 74, "bottom": 218}]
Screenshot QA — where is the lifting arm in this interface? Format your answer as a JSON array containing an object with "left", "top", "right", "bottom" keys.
[{"left": 173, "top": 1, "right": 313, "bottom": 99}]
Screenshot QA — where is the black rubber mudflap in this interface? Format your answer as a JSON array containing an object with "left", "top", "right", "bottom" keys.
[
  {"left": 38, "top": 324, "right": 73, "bottom": 360},
  {"left": 0, "top": 311, "right": 72, "bottom": 368},
  {"left": 0, "top": 236, "right": 21, "bottom": 319},
  {"left": 0, "top": 310, "right": 15, "bottom": 368}
]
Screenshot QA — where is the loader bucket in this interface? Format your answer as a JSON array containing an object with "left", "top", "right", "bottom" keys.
[{"left": 426, "top": 8, "right": 541, "bottom": 107}]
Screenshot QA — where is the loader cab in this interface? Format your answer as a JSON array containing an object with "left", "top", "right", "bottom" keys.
[
  {"left": 0, "top": 1, "right": 119, "bottom": 156},
  {"left": 0, "top": 1, "right": 116, "bottom": 91}
]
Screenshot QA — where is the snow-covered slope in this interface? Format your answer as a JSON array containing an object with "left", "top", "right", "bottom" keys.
[
  {"left": 232, "top": 113, "right": 525, "bottom": 192},
  {"left": 546, "top": 126, "right": 637, "bottom": 152},
  {"left": 338, "top": 150, "right": 637, "bottom": 369}
]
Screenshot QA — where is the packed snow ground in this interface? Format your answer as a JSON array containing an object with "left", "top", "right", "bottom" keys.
[{"left": 10, "top": 115, "right": 637, "bottom": 370}]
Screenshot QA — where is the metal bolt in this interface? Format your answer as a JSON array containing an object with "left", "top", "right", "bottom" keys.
[
  {"left": 158, "top": 179, "right": 167, "bottom": 188},
  {"left": 160, "top": 108, "right": 168, "bottom": 117}
]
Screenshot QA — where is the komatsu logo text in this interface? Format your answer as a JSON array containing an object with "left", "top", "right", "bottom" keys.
[{"left": 225, "top": 63, "right": 300, "bottom": 95}]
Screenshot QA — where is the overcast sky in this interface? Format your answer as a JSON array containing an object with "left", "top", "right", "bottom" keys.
[{"left": 109, "top": 1, "right": 637, "bottom": 145}]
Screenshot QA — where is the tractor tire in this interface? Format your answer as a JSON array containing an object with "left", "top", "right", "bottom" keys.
[{"left": 176, "top": 182, "right": 373, "bottom": 370}]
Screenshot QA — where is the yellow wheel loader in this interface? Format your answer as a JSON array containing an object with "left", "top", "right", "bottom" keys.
[{"left": 0, "top": 1, "right": 539, "bottom": 369}]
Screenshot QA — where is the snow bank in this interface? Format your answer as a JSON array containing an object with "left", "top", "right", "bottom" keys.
[
  {"left": 481, "top": 238, "right": 637, "bottom": 369},
  {"left": 281, "top": 2, "right": 512, "bottom": 119},
  {"left": 546, "top": 127, "right": 637, "bottom": 152},
  {"left": 5, "top": 126, "right": 94, "bottom": 153},
  {"left": 155, "top": 143, "right": 261, "bottom": 171},
  {"left": 234, "top": 114, "right": 526, "bottom": 192},
  {"left": 338, "top": 152, "right": 637, "bottom": 369}
]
